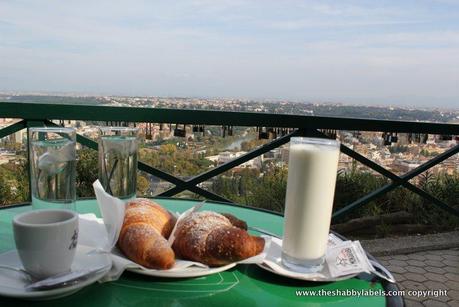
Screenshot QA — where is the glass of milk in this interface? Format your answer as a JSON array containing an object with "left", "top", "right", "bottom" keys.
[{"left": 282, "top": 137, "right": 340, "bottom": 273}]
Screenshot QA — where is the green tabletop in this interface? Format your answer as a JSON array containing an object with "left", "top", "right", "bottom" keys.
[{"left": 0, "top": 199, "right": 387, "bottom": 306}]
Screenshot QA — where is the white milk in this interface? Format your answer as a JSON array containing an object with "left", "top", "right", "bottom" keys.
[{"left": 282, "top": 138, "right": 340, "bottom": 266}]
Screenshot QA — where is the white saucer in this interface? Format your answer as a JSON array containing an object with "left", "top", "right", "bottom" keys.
[
  {"left": 128, "top": 262, "right": 237, "bottom": 278},
  {"left": 0, "top": 245, "right": 111, "bottom": 300},
  {"left": 257, "top": 237, "right": 357, "bottom": 282},
  {"left": 257, "top": 263, "right": 357, "bottom": 282}
]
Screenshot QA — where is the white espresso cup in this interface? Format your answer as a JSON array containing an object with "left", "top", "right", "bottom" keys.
[{"left": 13, "top": 209, "right": 79, "bottom": 279}]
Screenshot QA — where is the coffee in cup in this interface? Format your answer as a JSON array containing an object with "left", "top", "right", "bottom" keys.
[{"left": 13, "top": 209, "right": 79, "bottom": 279}]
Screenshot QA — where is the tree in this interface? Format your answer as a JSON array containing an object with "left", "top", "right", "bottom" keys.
[
  {"left": 13, "top": 160, "right": 29, "bottom": 202},
  {"left": 0, "top": 161, "right": 28, "bottom": 205},
  {"left": 76, "top": 148, "right": 98, "bottom": 197},
  {"left": 137, "top": 175, "right": 150, "bottom": 196},
  {"left": 159, "top": 144, "right": 177, "bottom": 155},
  {"left": 0, "top": 171, "right": 13, "bottom": 206},
  {"left": 249, "top": 167, "right": 287, "bottom": 212}
]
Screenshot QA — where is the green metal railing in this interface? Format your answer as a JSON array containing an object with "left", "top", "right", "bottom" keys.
[{"left": 1, "top": 102, "right": 458, "bottom": 221}]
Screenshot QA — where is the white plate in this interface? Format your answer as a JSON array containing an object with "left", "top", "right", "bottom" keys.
[
  {"left": 0, "top": 245, "right": 111, "bottom": 300},
  {"left": 257, "top": 237, "right": 357, "bottom": 282},
  {"left": 127, "top": 262, "right": 237, "bottom": 278},
  {"left": 109, "top": 246, "right": 238, "bottom": 279}
]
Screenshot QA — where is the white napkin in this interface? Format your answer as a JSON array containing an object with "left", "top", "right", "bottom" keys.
[
  {"left": 79, "top": 180, "right": 270, "bottom": 282},
  {"left": 93, "top": 180, "right": 125, "bottom": 251},
  {"left": 78, "top": 213, "right": 108, "bottom": 248}
]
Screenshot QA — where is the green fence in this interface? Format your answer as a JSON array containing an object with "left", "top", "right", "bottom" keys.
[{"left": 1, "top": 101, "right": 458, "bottom": 221}]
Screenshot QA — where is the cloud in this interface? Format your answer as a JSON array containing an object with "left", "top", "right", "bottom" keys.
[{"left": 0, "top": 1, "right": 458, "bottom": 107}]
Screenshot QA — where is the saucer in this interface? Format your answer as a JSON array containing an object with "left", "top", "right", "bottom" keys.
[
  {"left": 0, "top": 245, "right": 111, "bottom": 300},
  {"left": 257, "top": 237, "right": 357, "bottom": 282}
]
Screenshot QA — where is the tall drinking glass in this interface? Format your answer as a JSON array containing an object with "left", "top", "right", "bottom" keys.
[
  {"left": 282, "top": 137, "right": 340, "bottom": 273},
  {"left": 29, "top": 127, "right": 76, "bottom": 211},
  {"left": 98, "top": 127, "right": 139, "bottom": 199}
]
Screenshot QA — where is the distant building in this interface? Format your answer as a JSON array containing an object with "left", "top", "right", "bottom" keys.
[
  {"left": 11, "top": 130, "right": 25, "bottom": 144},
  {"left": 280, "top": 147, "right": 289, "bottom": 162},
  {"left": 206, "top": 151, "right": 261, "bottom": 169}
]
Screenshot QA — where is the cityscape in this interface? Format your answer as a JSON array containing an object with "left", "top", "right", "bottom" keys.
[{"left": 1, "top": 94, "right": 458, "bottom": 202}]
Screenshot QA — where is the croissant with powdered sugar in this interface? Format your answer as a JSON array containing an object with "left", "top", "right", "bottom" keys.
[{"left": 172, "top": 211, "right": 265, "bottom": 266}]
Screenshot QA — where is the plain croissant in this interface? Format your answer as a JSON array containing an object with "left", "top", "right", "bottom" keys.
[
  {"left": 172, "top": 211, "right": 265, "bottom": 266},
  {"left": 118, "top": 198, "right": 176, "bottom": 269}
]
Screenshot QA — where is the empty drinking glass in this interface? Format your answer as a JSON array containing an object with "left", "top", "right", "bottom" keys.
[{"left": 29, "top": 127, "right": 76, "bottom": 211}]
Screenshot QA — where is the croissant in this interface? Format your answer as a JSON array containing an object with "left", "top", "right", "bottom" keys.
[
  {"left": 172, "top": 211, "right": 265, "bottom": 266},
  {"left": 221, "top": 213, "right": 248, "bottom": 230},
  {"left": 118, "top": 198, "right": 176, "bottom": 269}
]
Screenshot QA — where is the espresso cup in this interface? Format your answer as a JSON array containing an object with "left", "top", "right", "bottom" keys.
[{"left": 13, "top": 209, "right": 79, "bottom": 279}]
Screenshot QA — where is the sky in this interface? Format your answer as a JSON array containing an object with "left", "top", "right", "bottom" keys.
[{"left": 0, "top": 0, "right": 458, "bottom": 108}]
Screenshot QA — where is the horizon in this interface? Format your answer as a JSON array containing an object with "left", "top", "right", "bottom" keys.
[
  {"left": 1, "top": 1, "right": 458, "bottom": 108},
  {"left": 3, "top": 91, "right": 459, "bottom": 113}
]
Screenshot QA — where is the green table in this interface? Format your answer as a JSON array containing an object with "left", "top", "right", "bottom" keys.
[{"left": 0, "top": 199, "right": 395, "bottom": 306}]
